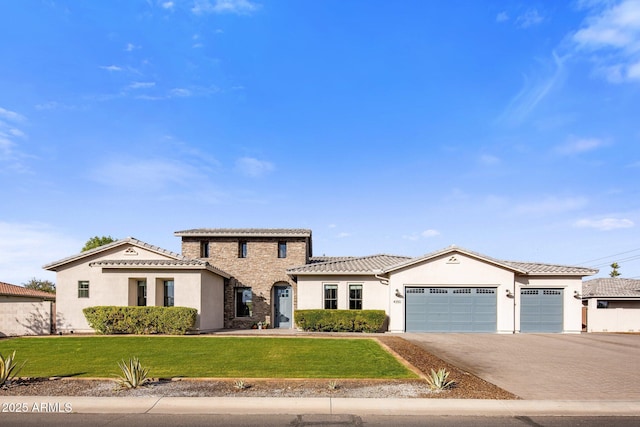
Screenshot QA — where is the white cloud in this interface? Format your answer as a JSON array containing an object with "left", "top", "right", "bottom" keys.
[
  {"left": 574, "top": 217, "right": 635, "bottom": 231},
  {"left": 555, "top": 137, "right": 606, "bottom": 155},
  {"left": 403, "top": 229, "right": 440, "bottom": 241},
  {"left": 0, "top": 106, "right": 28, "bottom": 170},
  {"left": 496, "top": 12, "right": 509, "bottom": 23},
  {"left": 497, "top": 51, "right": 566, "bottom": 125},
  {"left": 161, "top": 1, "right": 174, "bottom": 10},
  {"left": 572, "top": 0, "right": 640, "bottom": 83},
  {"left": 0, "top": 107, "right": 26, "bottom": 123},
  {"left": 235, "top": 157, "right": 274, "bottom": 177},
  {"left": 100, "top": 65, "right": 123, "bottom": 72},
  {"left": 170, "top": 88, "right": 192, "bottom": 97},
  {"left": 337, "top": 232, "right": 351, "bottom": 238},
  {"left": 128, "top": 81, "right": 156, "bottom": 90},
  {"left": 0, "top": 222, "right": 82, "bottom": 285},
  {"left": 192, "top": 0, "right": 260, "bottom": 15},
  {"left": 479, "top": 154, "right": 500, "bottom": 165},
  {"left": 124, "top": 43, "right": 139, "bottom": 52},
  {"left": 516, "top": 8, "right": 544, "bottom": 28},
  {"left": 513, "top": 196, "right": 588, "bottom": 216},
  {"left": 421, "top": 229, "right": 440, "bottom": 238},
  {"left": 92, "top": 158, "right": 202, "bottom": 191}
]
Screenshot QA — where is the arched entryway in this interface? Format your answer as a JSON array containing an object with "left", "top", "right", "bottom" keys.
[{"left": 273, "top": 282, "right": 292, "bottom": 329}]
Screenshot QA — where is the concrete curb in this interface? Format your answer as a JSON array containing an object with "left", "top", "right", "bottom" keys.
[{"left": 2, "top": 397, "right": 640, "bottom": 416}]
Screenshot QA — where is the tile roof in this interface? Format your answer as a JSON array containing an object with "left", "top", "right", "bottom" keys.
[
  {"left": 43, "top": 237, "right": 186, "bottom": 271},
  {"left": 583, "top": 278, "right": 640, "bottom": 298},
  {"left": 502, "top": 261, "right": 598, "bottom": 276},
  {"left": 174, "top": 228, "right": 312, "bottom": 238},
  {"left": 288, "top": 254, "right": 412, "bottom": 274},
  {"left": 288, "top": 245, "right": 597, "bottom": 277},
  {"left": 89, "top": 259, "right": 231, "bottom": 278},
  {"left": 0, "top": 281, "right": 56, "bottom": 300}
]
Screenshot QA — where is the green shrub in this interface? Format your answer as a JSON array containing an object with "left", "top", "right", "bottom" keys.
[
  {"left": 83, "top": 306, "right": 197, "bottom": 335},
  {"left": 0, "top": 351, "right": 26, "bottom": 387},
  {"left": 295, "top": 310, "right": 386, "bottom": 332},
  {"left": 117, "top": 357, "right": 150, "bottom": 389}
]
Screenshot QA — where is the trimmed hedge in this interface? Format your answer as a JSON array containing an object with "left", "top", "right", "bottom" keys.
[
  {"left": 295, "top": 309, "right": 386, "bottom": 333},
  {"left": 83, "top": 306, "right": 197, "bottom": 335}
]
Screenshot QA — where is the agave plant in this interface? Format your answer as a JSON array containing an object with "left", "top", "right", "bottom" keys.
[
  {"left": 0, "top": 351, "right": 25, "bottom": 387},
  {"left": 233, "top": 379, "right": 248, "bottom": 390},
  {"left": 116, "top": 357, "right": 150, "bottom": 389},
  {"left": 425, "top": 368, "right": 456, "bottom": 391},
  {"left": 327, "top": 380, "right": 340, "bottom": 390}
]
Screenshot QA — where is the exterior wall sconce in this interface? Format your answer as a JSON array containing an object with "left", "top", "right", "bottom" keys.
[
  {"left": 505, "top": 289, "right": 514, "bottom": 298},
  {"left": 395, "top": 289, "right": 403, "bottom": 298},
  {"left": 574, "top": 290, "right": 582, "bottom": 299}
]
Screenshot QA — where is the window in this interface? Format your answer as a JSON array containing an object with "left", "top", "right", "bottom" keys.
[
  {"left": 200, "top": 241, "right": 209, "bottom": 258},
  {"left": 597, "top": 300, "right": 610, "bottom": 309},
  {"left": 349, "top": 284, "right": 362, "bottom": 310},
  {"left": 324, "top": 284, "right": 338, "bottom": 309},
  {"left": 137, "top": 280, "right": 147, "bottom": 306},
  {"left": 278, "top": 241, "right": 287, "bottom": 258},
  {"left": 164, "top": 280, "right": 174, "bottom": 307},
  {"left": 238, "top": 241, "right": 247, "bottom": 258},
  {"left": 78, "top": 281, "right": 89, "bottom": 298},
  {"left": 235, "top": 287, "right": 253, "bottom": 317}
]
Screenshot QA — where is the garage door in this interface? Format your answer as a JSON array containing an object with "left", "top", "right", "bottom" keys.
[
  {"left": 520, "top": 289, "right": 563, "bottom": 333},
  {"left": 405, "top": 287, "right": 497, "bottom": 332}
]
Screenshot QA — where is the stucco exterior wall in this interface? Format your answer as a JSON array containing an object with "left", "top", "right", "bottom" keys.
[
  {"left": 585, "top": 298, "right": 640, "bottom": 332},
  {"left": 296, "top": 275, "right": 388, "bottom": 311},
  {"left": 387, "top": 253, "right": 516, "bottom": 333},
  {"left": 0, "top": 299, "right": 52, "bottom": 336},
  {"left": 53, "top": 244, "right": 225, "bottom": 333},
  {"left": 199, "top": 272, "right": 225, "bottom": 330}
]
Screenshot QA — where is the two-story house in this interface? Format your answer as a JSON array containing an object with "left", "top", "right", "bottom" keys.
[
  {"left": 174, "top": 228, "right": 312, "bottom": 329},
  {"left": 44, "top": 228, "right": 597, "bottom": 334}
]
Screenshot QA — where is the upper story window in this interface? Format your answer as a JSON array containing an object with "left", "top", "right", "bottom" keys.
[
  {"left": 200, "top": 241, "right": 209, "bottom": 258},
  {"left": 78, "top": 281, "right": 89, "bottom": 298},
  {"left": 238, "top": 241, "right": 247, "bottom": 258},
  {"left": 278, "top": 241, "right": 287, "bottom": 258}
]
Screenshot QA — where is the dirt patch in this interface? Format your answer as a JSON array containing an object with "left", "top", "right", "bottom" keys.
[{"left": 0, "top": 336, "right": 517, "bottom": 399}]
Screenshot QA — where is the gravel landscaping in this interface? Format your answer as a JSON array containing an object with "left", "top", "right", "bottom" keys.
[{"left": 0, "top": 336, "right": 517, "bottom": 399}]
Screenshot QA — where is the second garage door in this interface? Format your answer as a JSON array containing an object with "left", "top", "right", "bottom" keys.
[
  {"left": 406, "top": 287, "right": 497, "bottom": 332},
  {"left": 520, "top": 288, "right": 564, "bottom": 332}
]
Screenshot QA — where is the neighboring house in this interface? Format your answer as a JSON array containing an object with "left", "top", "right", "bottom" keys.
[
  {"left": 289, "top": 245, "right": 597, "bottom": 333},
  {"left": 582, "top": 278, "right": 640, "bottom": 333},
  {"left": 0, "top": 281, "right": 55, "bottom": 336},
  {"left": 44, "top": 229, "right": 598, "bottom": 334},
  {"left": 175, "top": 228, "right": 312, "bottom": 329},
  {"left": 43, "top": 237, "right": 230, "bottom": 333}
]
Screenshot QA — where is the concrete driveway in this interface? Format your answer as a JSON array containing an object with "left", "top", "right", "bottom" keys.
[{"left": 404, "top": 333, "right": 640, "bottom": 400}]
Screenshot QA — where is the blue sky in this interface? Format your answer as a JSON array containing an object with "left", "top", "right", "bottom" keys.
[{"left": 2, "top": 0, "right": 640, "bottom": 285}]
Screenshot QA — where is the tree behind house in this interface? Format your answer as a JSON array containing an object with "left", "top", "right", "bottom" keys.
[
  {"left": 610, "top": 262, "right": 621, "bottom": 278},
  {"left": 22, "top": 278, "right": 56, "bottom": 294},
  {"left": 82, "top": 236, "right": 117, "bottom": 252}
]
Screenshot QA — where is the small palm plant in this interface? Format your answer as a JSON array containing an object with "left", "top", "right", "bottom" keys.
[
  {"left": 425, "top": 368, "right": 456, "bottom": 391},
  {"left": 116, "top": 357, "right": 150, "bottom": 389},
  {"left": 0, "top": 351, "right": 25, "bottom": 387},
  {"left": 234, "top": 379, "right": 248, "bottom": 390}
]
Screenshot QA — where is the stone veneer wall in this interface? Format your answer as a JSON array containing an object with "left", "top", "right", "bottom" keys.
[{"left": 182, "top": 237, "right": 308, "bottom": 328}]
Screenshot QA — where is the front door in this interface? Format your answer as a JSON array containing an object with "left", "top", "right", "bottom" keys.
[{"left": 274, "top": 285, "right": 292, "bottom": 328}]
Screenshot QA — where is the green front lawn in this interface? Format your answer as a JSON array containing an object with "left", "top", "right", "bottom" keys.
[{"left": 0, "top": 336, "right": 416, "bottom": 379}]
